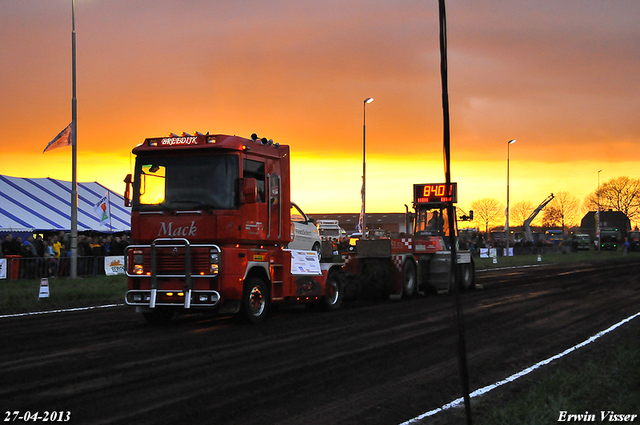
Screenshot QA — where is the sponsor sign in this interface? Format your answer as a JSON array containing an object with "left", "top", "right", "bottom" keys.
[
  {"left": 104, "top": 256, "right": 125, "bottom": 276},
  {"left": 480, "top": 248, "right": 497, "bottom": 258},
  {"left": 456, "top": 252, "right": 471, "bottom": 264},
  {"left": 0, "top": 258, "right": 6, "bottom": 279},
  {"left": 287, "top": 250, "right": 322, "bottom": 276},
  {"left": 39, "top": 278, "right": 49, "bottom": 298}
]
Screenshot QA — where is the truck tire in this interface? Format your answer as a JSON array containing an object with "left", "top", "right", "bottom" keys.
[
  {"left": 323, "top": 270, "right": 343, "bottom": 310},
  {"left": 241, "top": 277, "right": 269, "bottom": 324},
  {"left": 458, "top": 263, "right": 475, "bottom": 291},
  {"left": 402, "top": 260, "right": 417, "bottom": 298}
]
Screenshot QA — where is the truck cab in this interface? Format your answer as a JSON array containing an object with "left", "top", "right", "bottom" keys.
[{"left": 123, "top": 133, "right": 343, "bottom": 323}]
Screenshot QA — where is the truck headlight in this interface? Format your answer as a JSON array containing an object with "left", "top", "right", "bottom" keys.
[
  {"left": 133, "top": 249, "right": 144, "bottom": 275},
  {"left": 210, "top": 250, "right": 219, "bottom": 275}
]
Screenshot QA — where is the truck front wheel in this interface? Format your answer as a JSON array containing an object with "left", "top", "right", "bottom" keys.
[
  {"left": 323, "top": 270, "right": 344, "bottom": 310},
  {"left": 242, "top": 277, "right": 269, "bottom": 324}
]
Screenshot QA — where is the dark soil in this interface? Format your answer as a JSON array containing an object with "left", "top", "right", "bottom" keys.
[{"left": 1, "top": 260, "right": 639, "bottom": 425}]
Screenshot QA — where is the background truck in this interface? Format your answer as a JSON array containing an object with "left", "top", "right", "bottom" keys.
[
  {"left": 123, "top": 133, "right": 343, "bottom": 323},
  {"left": 571, "top": 233, "right": 591, "bottom": 251},
  {"left": 599, "top": 228, "right": 621, "bottom": 250},
  {"left": 316, "top": 219, "right": 343, "bottom": 241}
]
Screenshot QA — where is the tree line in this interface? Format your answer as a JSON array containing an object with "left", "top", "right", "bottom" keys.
[{"left": 466, "top": 176, "right": 640, "bottom": 234}]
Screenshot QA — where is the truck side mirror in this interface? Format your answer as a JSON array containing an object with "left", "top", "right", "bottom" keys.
[
  {"left": 123, "top": 174, "right": 132, "bottom": 207},
  {"left": 241, "top": 178, "right": 258, "bottom": 204}
]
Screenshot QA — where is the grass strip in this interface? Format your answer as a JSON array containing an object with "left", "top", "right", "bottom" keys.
[
  {"left": 1, "top": 251, "right": 638, "bottom": 314},
  {"left": 0, "top": 275, "right": 127, "bottom": 314},
  {"left": 475, "top": 324, "right": 640, "bottom": 424},
  {"left": 475, "top": 250, "right": 640, "bottom": 270}
]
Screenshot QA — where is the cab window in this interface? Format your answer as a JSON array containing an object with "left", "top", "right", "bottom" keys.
[{"left": 243, "top": 159, "right": 266, "bottom": 203}]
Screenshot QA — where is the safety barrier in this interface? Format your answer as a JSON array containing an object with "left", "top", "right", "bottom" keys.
[{"left": 0, "top": 256, "right": 118, "bottom": 280}]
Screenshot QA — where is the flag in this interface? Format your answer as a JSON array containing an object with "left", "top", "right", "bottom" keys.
[
  {"left": 93, "top": 192, "right": 111, "bottom": 228},
  {"left": 43, "top": 123, "right": 73, "bottom": 153},
  {"left": 356, "top": 181, "right": 364, "bottom": 233}
]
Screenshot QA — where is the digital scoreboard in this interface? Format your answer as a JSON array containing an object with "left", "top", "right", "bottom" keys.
[{"left": 413, "top": 183, "right": 457, "bottom": 205}]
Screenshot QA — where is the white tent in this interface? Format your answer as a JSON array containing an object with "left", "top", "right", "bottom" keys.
[{"left": 0, "top": 175, "right": 130, "bottom": 232}]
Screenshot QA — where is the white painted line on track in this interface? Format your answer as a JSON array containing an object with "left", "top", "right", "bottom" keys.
[
  {"left": 476, "top": 263, "right": 549, "bottom": 272},
  {"left": 398, "top": 311, "right": 640, "bottom": 425},
  {"left": 0, "top": 303, "right": 123, "bottom": 319}
]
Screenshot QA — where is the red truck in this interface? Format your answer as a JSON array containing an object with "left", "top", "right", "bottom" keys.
[{"left": 123, "top": 133, "right": 343, "bottom": 323}]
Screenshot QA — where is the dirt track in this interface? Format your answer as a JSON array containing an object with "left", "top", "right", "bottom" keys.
[{"left": 2, "top": 260, "right": 639, "bottom": 425}]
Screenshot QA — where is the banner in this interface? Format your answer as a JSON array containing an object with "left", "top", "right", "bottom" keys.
[
  {"left": 0, "top": 258, "right": 6, "bottom": 279},
  {"left": 93, "top": 192, "right": 111, "bottom": 228},
  {"left": 104, "top": 256, "right": 125, "bottom": 275},
  {"left": 287, "top": 250, "right": 322, "bottom": 276}
]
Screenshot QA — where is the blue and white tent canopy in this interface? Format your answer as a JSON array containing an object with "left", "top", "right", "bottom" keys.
[{"left": 0, "top": 175, "right": 131, "bottom": 232}]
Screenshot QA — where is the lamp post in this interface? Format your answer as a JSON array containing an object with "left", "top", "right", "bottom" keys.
[
  {"left": 506, "top": 139, "right": 516, "bottom": 255},
  {"left": 362, "top": 97, "right": 374, "bottom": 239},
  {"left": 597, "top": 169, "right": 602, "bottom": 251}
]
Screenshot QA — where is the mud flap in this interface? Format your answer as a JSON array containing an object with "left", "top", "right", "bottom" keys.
[{"left": 218, "top": 300, "right": 241, "bottom": 315}]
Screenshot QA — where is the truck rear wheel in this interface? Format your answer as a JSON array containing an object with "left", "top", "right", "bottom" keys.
[
  {"left": 402, "top": 260, "right": 417, "bottom": 298},
  {"left": 459, "top": 263, "right": 475, "bottom": 291},
  {"left": 242, "top": 277, "right": 269, "bottom": 324}
]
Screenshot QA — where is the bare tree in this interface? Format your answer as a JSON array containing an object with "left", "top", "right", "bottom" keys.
[
  {"left": 471, "top": 197, "right": 504, "bottom": 234},
  {"left": 542, "top": 205, "right": 562, "bottom": 228},
  {"left": 602, "top": 177, "right": 640, "bottom": 221},
  {"left": 583, "top": 176, "right": 640, "bottom": 227},
  {"left": 543, "top": 191, "right": 579, "bottom": 232},
  {"left": 582, "top": 192, "right": 598, "bottom": 213},
  {"left": 511, "top": 200, "right": 535, "bottom": 227}
]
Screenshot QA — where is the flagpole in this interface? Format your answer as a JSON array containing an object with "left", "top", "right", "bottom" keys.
[
  {"left": 70, "top": 0, "right": 78, "bottom": 279},
  {"left": 108, "top": 191, "right": 112, "bottom": 231}
]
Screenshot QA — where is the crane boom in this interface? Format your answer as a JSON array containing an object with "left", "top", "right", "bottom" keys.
[{"left": 524, "top": 193, "right": 554, "bottom": 242}]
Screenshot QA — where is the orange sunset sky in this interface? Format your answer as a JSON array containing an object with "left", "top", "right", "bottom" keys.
[{"left": 1, "top": 0, "right": 639, "bottom": 216}]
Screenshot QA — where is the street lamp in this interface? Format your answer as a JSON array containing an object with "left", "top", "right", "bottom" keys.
[
  {"left": 506, "top": 139, "right": 516, "bottom": 255},
  {"left": 362, "top": 97, "right": 374, "bottom": 239},
  {"left": 597, "top": 169, "right": 602, "bottom": 251}
]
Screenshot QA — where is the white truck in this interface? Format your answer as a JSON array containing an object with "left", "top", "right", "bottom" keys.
[
  {"left": 289, "top": 202, "right": 322, "bottom": 255},
  {"left": 316, "top": 220, "right": 345, "bottom": 241}
]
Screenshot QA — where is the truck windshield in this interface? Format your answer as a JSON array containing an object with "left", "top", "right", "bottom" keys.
[
  {"left": 414, "top": 207, "right": 453, "bottom": 238},
  {"left": 133, "top": 154, "right": 239, "bottom": 211}
]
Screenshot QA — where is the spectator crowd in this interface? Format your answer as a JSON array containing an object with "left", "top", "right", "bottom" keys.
[{"left": 1, "top": 232, "right": 131, "bottom": 279}]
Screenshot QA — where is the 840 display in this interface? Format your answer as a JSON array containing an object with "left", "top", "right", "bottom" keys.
[{"left": 413, "top": 183, "right": 457, "bottom": 205}]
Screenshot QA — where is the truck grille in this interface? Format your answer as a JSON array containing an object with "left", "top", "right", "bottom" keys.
[
  {"left": 154, "top": 248, "right": 210, "bottom": 275},
  {"left": 126, "top": 239, "right": 220, "bottom": 278}
]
